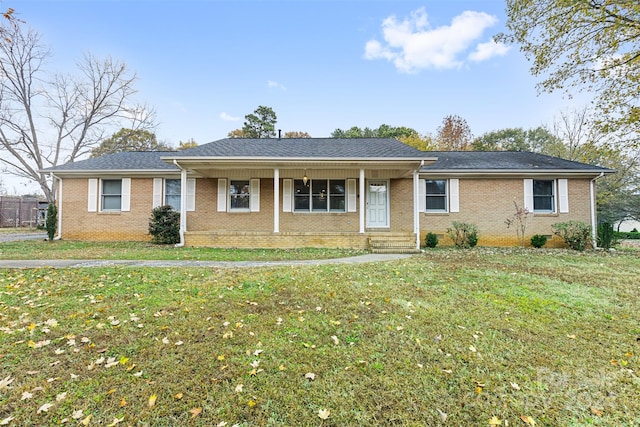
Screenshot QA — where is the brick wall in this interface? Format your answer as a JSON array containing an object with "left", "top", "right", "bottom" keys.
[
  {"left": 61, "top": 178, "right": 153, "bottom": 241},
  {"left": 419, "top": 178, "right": 593, "bottom": 247},
  {"left": 59, "top": 175, "right": 597, "bottom": 249}
]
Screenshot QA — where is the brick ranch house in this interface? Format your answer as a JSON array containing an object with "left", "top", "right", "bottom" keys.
[{"left": 43, "top": 138, "right": 614, "bottom": 251}]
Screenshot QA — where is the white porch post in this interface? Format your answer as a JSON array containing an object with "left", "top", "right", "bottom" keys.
[
  {"left": 359, "top": 168, "right": 365, "bottom": 233},
  {"left": 273, "top": 168, "right": 280, "bottom": 233},
  {"left": 413, "top": 170, "right": 420, "bottom": 250},
  {"left": 179, "top": 167, "right": 188, "bottom": 246}
]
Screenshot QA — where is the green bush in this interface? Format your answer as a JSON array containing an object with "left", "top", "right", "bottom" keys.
[
  {"left": 46, "top": 203, "right": 57, "bottom": 242},
  {"left": 597, "top": 222, "right": 617, "bottom": 249},
  {"left": 530, "top": 234, "right": 547, "bottom": 248},
  {"left": 446, "top": 221, "right": 479, "bottom": 248},
  {"left": 551, "top": 221, "right": 592, "bottom": 251},
  {"left": 148, "top": 205, "right": 180, "bottom": 244},
  {"left": 425, "top": 232, "right": 438, "bottom": 248},
  {"left": 614, "top": 231, "right": 640, "bottom": 240}
]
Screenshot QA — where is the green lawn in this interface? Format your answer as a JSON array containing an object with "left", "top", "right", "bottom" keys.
[
  {"left": 0, "top": 240, "right": 365, "bottom": 261},
  {"left": 0, "top": 248, "right": 639, "bottom": 426}
]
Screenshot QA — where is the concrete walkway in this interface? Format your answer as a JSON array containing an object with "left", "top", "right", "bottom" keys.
[{"left": 0, "top": 253, "right": 415, "bottom": 269}]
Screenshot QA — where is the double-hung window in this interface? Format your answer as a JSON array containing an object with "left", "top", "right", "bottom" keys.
[
  {"left": 294, "top": 179, "right": 346, "bottom": 212},
  {"left": 533, "top": 180, "right": 555, "bottom": 213},
  {"left": 425, "top": 179, "right": 448, "bottom": 212},
  {"left": 165, "top": 179, "right": 181, "bottom": 210},
  {"left": 230, "top": 180, "right": 250, "bottom": 210},
  {"left": 101, "top": 179, "right": 122, "bottom": 211}
]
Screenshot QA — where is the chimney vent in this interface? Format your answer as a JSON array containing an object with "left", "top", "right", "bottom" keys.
[{"left": 278, "top": 129, "right": 282, "bottom": 140}]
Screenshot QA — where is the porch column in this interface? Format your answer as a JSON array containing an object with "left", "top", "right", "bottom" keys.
[
  {"left": 273, "top": 168, "right": 280, "bottom": 233},
  {"left": 180, "top": 167, "right": 188, "bottom": 234},
  {"left": 413, "top": 170, "right": 420, "bottom": 250},
  {"left": 359, "top": 168, "right": 365, "bottom": 233}
]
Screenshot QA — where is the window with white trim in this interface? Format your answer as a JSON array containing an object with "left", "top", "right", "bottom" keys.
[
  {"left": 294, "top": 179, "right": 345, "bottom": 212},
  {"left": 165, "top": 179, "right": 181, "bottom": 210},
  {"left": 425, "top": 179, "right": 447, "bottom": 212},
  {"left": 230, "top": 180, "right": 250, "bottom": 210},
  {"left": 101, "top": 179, "right": 122, "bottom": 211},
  {"left": 533, "top": 179, "right": 555, "bottom": 213}
]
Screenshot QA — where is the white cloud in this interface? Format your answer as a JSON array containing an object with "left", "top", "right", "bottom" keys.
[
  {"left": 268, "top": 80, "right": 286, "bottom": 90},
  {"left": 468, "top": 40, "right": 510, "bottom": 62},
  {"left": 364, "top": 8, "right": 504, "bottom": 72},
  {"left": 219, "top": 112, "right": 240, "bottom": 121}
]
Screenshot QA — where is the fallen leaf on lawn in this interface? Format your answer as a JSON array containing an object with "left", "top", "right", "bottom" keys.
[
  {"left": 0, "top": 416, "right": 14, "bottom": 425},
  {"left": 489, "top": 416, "right": 502, "bottom": 425},
  {"left": 37, "top": 402, "right": 54, "bottom": 413},
  {"left": 80, "top": 414, "right": 92, "bottom": 425},
  {"left": 590, "top": 407, "right": 603, "bottom": 417},
  {"left": 56, "top": 392, "right": 67, "bottom": 402},
  {"left": 175, "top": 341, "right": 183, "bottom": 346},
  {"left": 174, "top": 392, "right": 183, "bottom": 399},
  {"left": 331, "top": 335, "right": 340, "bottom": 345},
  {"left": 189, "top": 407, "right": 202, "bottom": 418},
  {"left": 106, "top": 417, "right": 124, "bottom": 426},
  {"left": 148, "top": 394, "right": 157, "bottom": 407},
  {"left": 437, "top": 409, "right": 447, "bottom": 422},
  {"left": 469, "top": 345, "right": 477, "bottom": 353},
  {"left": 511, "top": 382, "right": 521, "bottom": 390},
  {"left": 318, "top": 409, "right": 330, "bottom": 420},
  {"left": 133, "top": 371, "right": 143, "bottom": 377},
  {"left": 254, "top": 349, "right": 263, "bottom": 356},
  {"left": 162, "top": 337, "right": 169, "bottom": 344},
  {"left": 566, "top": 334, "right": 576, "bottom": 339},
  {"left": 71, "top": 410, "right": 84, "bottom": 419},
  {"left": 235, "top": 384, "right": 244, "bottom": 393},
  {"left": 106, "top": 388, "right": 116, "bottom": 395},
  {"left": 217, "top": 422, "right": 228, "bottom": 427},
  {"left": 217, "top": 354, "right": 225, "bottom": 361},
  {"left": 305, "top": 373, "right": 315, "bottom": 381},
  {"left": 520, "top": 415, "right": 536, "bottom": 425},
  {"left": 21, "top": 391, "right": 33, "bottom": 400},
  {"left": 120, "top": 397, "right": 127, "bottom": 407}
]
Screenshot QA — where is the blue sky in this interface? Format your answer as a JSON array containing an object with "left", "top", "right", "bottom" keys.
[{"left": 4, "top": 0, "right": 584, "bottom": 192}]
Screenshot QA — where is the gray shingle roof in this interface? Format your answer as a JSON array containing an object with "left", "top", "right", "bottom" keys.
[
  {"left": 42, "top": 151, "right": 179, "bottom": 172},
  {"left": 421, "top": 151, "right": 614, "bottom": 172},
  {"left": 166, "top": 138, "right": 429, "bottom": 158},
  {"left": 41, "top": 141, "right": 614, "bottom": 175}
]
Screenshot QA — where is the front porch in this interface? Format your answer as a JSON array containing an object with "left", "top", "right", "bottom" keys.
[{"left": 184, "top": 230, "right": 419, "bottom": 252}]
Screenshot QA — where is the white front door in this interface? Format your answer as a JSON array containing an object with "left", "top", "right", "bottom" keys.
[{"left": 366, "top": 180, "right": 389, "bottom": 228}]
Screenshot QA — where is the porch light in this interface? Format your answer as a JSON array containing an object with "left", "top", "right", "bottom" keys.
[{"left": 303, "top": 170, "right": 308, "bottom": 185}]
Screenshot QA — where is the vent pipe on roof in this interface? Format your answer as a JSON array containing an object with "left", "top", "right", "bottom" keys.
[{"left": 278, "top": 129, "right": 281, "bottom": 140}]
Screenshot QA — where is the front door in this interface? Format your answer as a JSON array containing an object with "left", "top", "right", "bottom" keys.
[{"left": 366, "top": 180, "right": 389, "bottom": 228}]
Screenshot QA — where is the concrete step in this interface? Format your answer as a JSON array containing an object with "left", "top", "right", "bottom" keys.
[{"left": 368, "top": 235, "right": 420, "bottom": 254}]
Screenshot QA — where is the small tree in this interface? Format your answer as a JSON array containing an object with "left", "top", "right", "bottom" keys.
[
  {"left": 148, "top": 205, "right": 180, "bottom": 244},
  {"left": 505, "top": 201, "right": 530, "bottom": 247},
  {"left": 45, "top": 203, "right": 57, "bottom": 241}
]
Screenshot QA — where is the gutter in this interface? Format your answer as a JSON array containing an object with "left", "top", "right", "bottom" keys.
[{"left": 590, "top": 172, "right": 605, "bottom": 249}]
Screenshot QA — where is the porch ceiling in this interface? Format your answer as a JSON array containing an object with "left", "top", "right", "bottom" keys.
[{"left": 176, "top": 159, "right": 431, "bottom": 179}]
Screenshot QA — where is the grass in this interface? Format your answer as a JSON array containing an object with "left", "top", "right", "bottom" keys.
[
  {"left": 0, "top": 248, "right": 639, "bottom": 426},
  {"left": 0, "top": 240, "right": 366, "bottom": 261}
]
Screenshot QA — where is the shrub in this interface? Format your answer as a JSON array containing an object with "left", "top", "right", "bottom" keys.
[
  {"left": 425, "top": 232, "right": 438, "bottom": 248},
  {"left": 530, "top": 234, "right": 547, "bottom": 248},
  {"left": 551, "top": 221, "right": 592, "bottom": 251},
  {"left": 614, "top": 231, "right": 640, "bottom": 240},
  {"left": 148, "top": 205, "right": 180, "bottom": 244},
  {"left": 597, "top": 222, "right": 617, "bottom": 249},
  {"left": 46, "top": 203, "right": 57, "bottom": 242},
  {"left": 446, "top": 221, "right": 479, "bottom": 248}
]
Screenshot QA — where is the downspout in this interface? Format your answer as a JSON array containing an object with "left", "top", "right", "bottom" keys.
[
  {"left": 414, "top": 160, "right": 424, "bottom": 250},
  {"left": 590, "top": 172, "right": 605, "bottom": 249},
  {"left": 173, "top": 160, "right": 187, "bottom": 247},
  {"left": 50, "top": 173, "right": 62, "bottom": 240}
]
